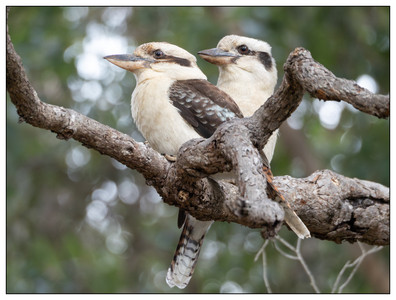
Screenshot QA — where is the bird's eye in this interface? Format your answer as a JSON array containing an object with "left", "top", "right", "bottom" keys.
[
  {"left": 237, "top": 44, "right": 250, "bottom": 55},
  {"left": 153, "top": 49, "right": 164, "bottom": 58}
]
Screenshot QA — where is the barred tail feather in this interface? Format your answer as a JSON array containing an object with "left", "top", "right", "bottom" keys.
[
  {"left": 262, "top": 165, "right": 311, "bottom": 239},
  {"left": 166, "top": 215, "right": 213, "bottom": 289},
  {"left": 283, "top": 205, "right": 311, "bottom": 239}
]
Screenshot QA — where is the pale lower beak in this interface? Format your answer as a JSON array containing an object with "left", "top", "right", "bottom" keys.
[
  {"left": 198, "top": 48, "right": 238, "bottom": 65},
  {"left": 104, "top": 54, "right": 153, "bottom": 71}
]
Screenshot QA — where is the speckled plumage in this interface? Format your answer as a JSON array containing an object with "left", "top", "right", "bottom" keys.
[{"left": 169, "top": 79, "right": 243, "bottom": 138}]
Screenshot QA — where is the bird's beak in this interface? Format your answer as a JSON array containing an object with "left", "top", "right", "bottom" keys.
[
  {"left": 104, "top": 54, "right": 153, "bottom": 71},
  {"left": 198, "top": 48, "right": 238, "bottom": 65}
]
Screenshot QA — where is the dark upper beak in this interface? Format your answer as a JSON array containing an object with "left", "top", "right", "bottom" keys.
[
  {"left": 198, "top": 48, "right": 238, "bottom": 65},
  {"left": 104, "top": 54, "right": 154, "bottom": 71}
]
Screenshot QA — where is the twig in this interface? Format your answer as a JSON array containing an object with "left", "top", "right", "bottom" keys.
[
  {"left": 273, "top": 236, "right": 298, "bottom": 260},
  {"left": 332, "top": 242, "right": 383, "bottom": 293},
  {"left": 273, "top": 237, "right": 320, "bottom": 293},
  {"left": 255, "top": 240, "right": 272, "bottom": 293},
  {"left": 295, "top": 239, "right": 320, "bottom": 293}
]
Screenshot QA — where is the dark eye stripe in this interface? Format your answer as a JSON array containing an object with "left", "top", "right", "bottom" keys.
[
  {"left": 152, "top": 50, "right": 192, "bottom": 67},
  {"left": 258, "top": 52, "right": 273, "bottom": 70},
  {"left": 164, "top": 55, "right": 192, "bottom": 67},
  {"left": 233, "top": 48, "right": 273, "bottom": 70}
]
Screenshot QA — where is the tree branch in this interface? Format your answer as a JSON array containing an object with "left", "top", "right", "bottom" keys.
[
  {"left": 6, "top": 20, "right": 389, "bottom": 245},
  {"left": 293, "top": 54, "right": 389, "bottom": 119},
  {"left": 275, "top": 170, "right": 389, "bottom": 245}
]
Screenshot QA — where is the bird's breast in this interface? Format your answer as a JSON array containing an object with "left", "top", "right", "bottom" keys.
[{"left": 131, "top": 79, "right": 201, "bottom": 155}]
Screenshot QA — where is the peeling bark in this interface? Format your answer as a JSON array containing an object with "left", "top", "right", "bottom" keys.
[{"left": 275, "top": 170, "right": 389, "bottom": 245}]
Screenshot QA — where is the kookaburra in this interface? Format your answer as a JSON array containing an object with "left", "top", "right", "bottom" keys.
[
  {"left": 104, "top": 42, "right": 244, "bottom": 289},
  {"left": 198, "top": 35, "right": 310, "bottom": 239},
  {"left": 198, "top": 35, "right": 278, "bottom": 161}
]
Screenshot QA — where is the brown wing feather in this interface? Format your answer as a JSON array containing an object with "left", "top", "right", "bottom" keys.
[{"left": 168, "top": 79, "right": 243, "bottom": 138}]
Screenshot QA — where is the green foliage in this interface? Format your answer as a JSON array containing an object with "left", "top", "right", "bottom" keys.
[{"left": 7, "top": 7, "right": 389, "bottom": 293}]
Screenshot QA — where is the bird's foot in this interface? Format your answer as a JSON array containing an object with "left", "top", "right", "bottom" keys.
[{"left": 164, "top": 154, "right": 177, "bottom": 162}]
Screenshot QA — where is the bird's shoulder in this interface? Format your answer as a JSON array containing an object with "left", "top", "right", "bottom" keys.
[
  {"left": 169, "top": 79, "right": 243, "bottom": 117},
  {"left": 168, "top": 79, "right": 243, "bottom": 138}
]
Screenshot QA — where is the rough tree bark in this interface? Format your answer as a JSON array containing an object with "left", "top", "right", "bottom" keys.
[{"left": 6, "top": 20, "right": 389, "bottom": 246}]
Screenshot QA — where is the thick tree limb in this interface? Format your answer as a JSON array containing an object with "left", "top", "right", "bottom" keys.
[
  {"left": 275, "top": 170, "right": 389, "bottom": 245},
  {"left": 6, "top": 21, "right": 389, "bottom": 245}
]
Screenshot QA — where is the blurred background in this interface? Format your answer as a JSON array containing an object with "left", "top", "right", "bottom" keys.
[{"left": 6, "top": 7, "right": 389, "bottom": 293}]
